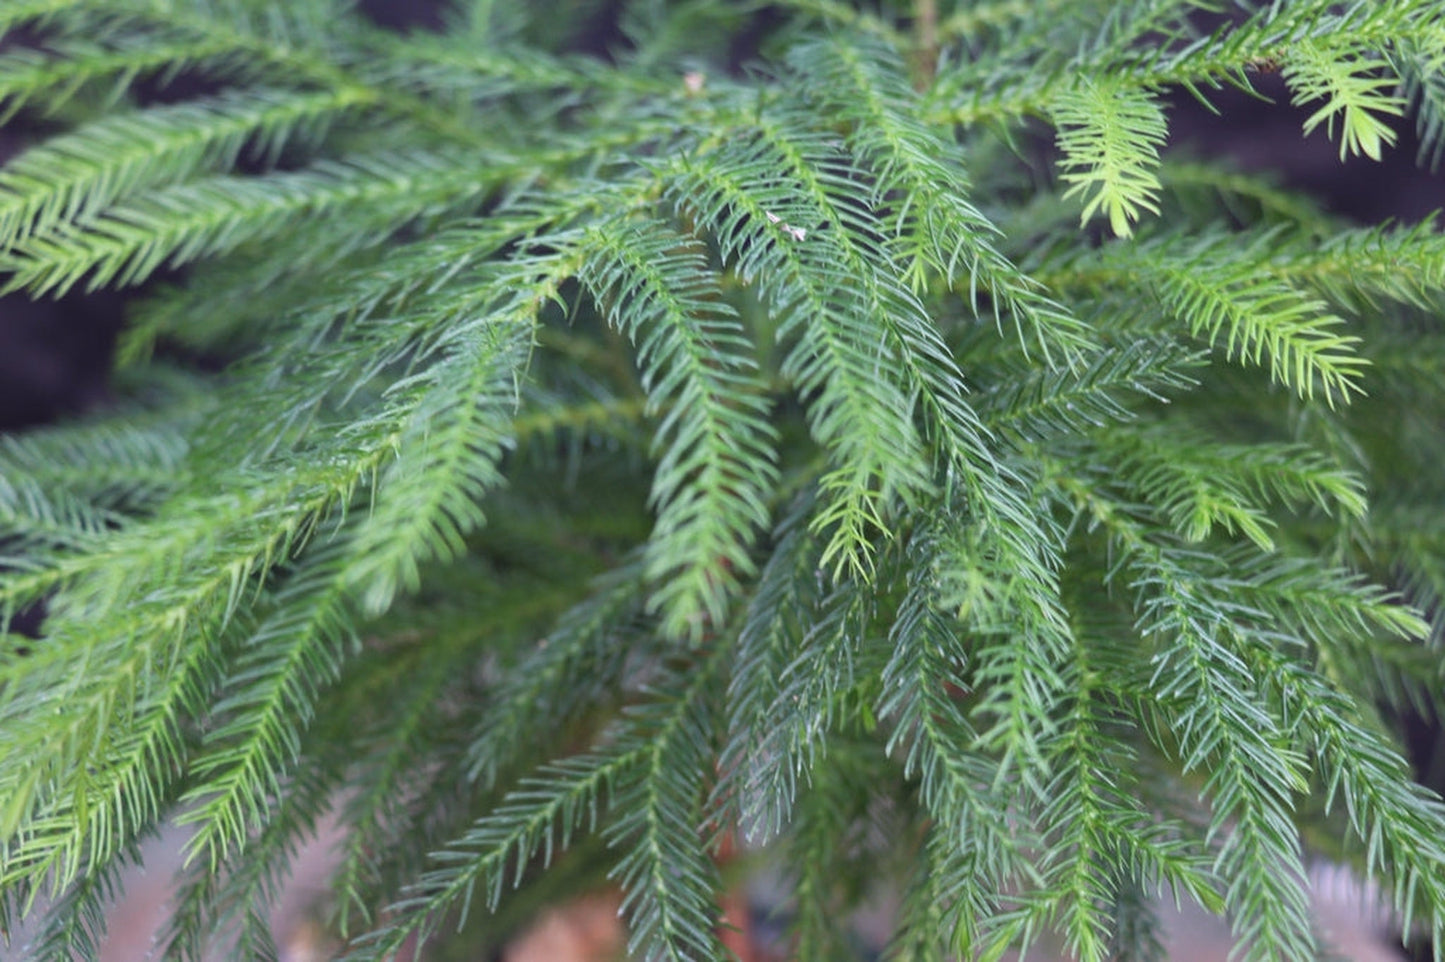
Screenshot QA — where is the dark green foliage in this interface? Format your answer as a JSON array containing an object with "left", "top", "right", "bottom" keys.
[{"left": 2, "top": 2, "right": 1445, "bottom": 960}]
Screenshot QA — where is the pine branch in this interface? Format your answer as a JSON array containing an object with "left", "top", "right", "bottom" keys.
[
  {"left": 1049, "top": 470, "right": 1317, "bottom": 962},
  {"left": 4, "top": 3, "right": 1445, "bottom": 960},
  {"left": 879, "top": 526, "right": 1043, "bottom": 955},
  {"left": 1285, "top": 39, "right": 1405, "bottom": 162},
  {"left": 1040, "top": 231, "right": 1370, "bottom": 403},
  {"left": 578, "top": 217, "right": 778, "bottom": 639},
  {"left": 0, "top": 0, "right": 90, "bottom": 36},
  {"left": 327, "top": 642, "right": 471, "bottom": 938},
  {"left": 177, "top": 537, "right": 359, "bottom": 870},
  {"left": 348, "top": 648, "right": 725, "bottom": 961},
  {"left": 605, "top": 655, "right": 728, "bottom": 962},
  {"left": 977, "top": 336, "right": 1204, "bottom": 442},
  {"left": 714, "top": 492, "right": 821, "bottom": 838},
  {"left": 21, "top": 839, "right": 140, "bottom": 962},
  {"left": 1010, "top": 626, "right": 1221, "bottom": 962},
  {"left": 0, "top": 31, "right": 256, "bottom": 123},
  {"left": 791, "top": 34, "right": 1094, "bottom": 363},
  {"left": 1090, "top": 426, "right": 1368, "bottom": 550},
  {"left": 1390, "top": 34, "right": 1445, "bottom": 169},
  {"left": 1051, "top": 76, "right": 1167, "bottom": 238},
  {"left": 165, "top": 754, "right": 343, "bottom": 961},
  {"left": 736, "top": 576, "right": 874, "bottom": 844},
  {"left": 1, "top": 149, "right": 495, "bottom": 296},
  {"left": 0, "top": 87, "right": 370, "bottom": 249},
  {"left": 341, "top": 267, "right": 543, "bottom": 615},
  {"left": 462, "top": 560, "right": 650, "bottom": 790},
  {"left": 665, "top": 131, "right": 933, "bottom": 579}
]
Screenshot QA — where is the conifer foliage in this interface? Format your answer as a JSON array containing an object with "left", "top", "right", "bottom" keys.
[{"left": 3, "top": 1, "right": 1445, "bottom": 960}]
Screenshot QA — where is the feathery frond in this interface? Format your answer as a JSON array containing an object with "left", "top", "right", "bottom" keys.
[{"left": 1051, "top": 76, "right": 1168, "bottom": 238}]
